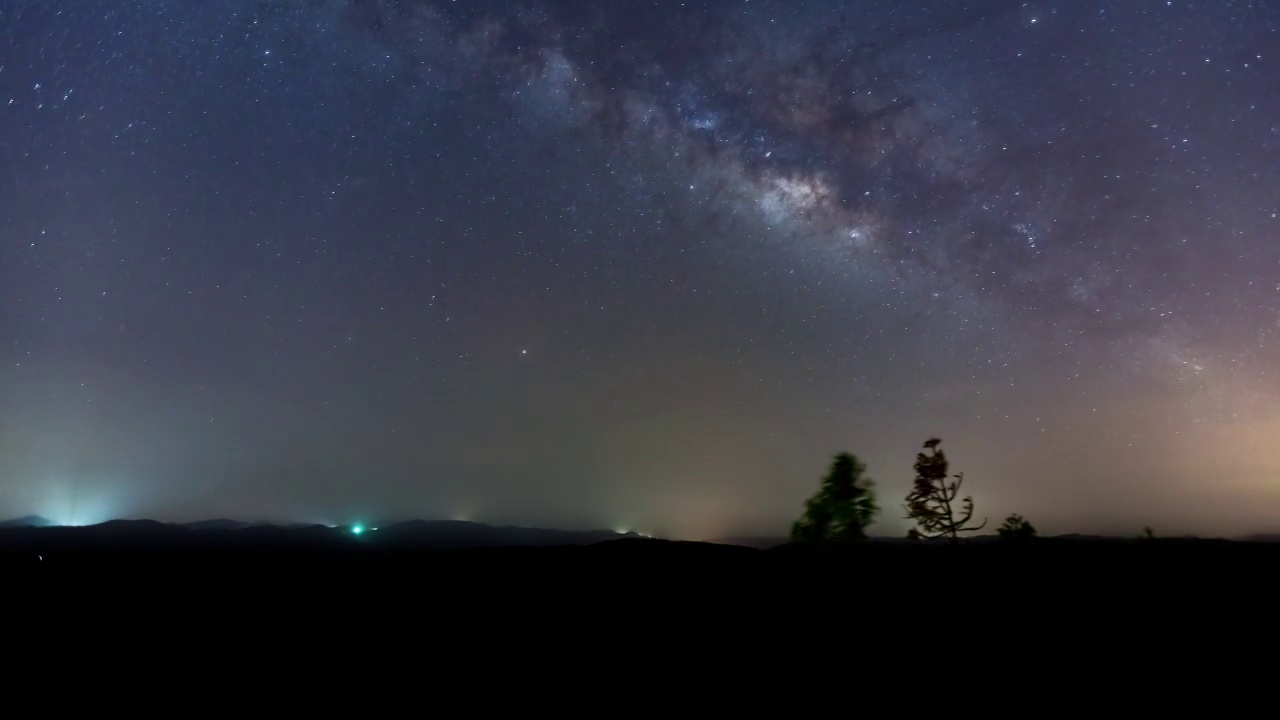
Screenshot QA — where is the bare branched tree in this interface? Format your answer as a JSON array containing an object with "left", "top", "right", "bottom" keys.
[{"left": 903, "top": 438, "right": 986, "bottom": 541}]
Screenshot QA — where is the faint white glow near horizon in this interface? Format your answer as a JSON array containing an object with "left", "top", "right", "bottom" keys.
[{"left": 42, "top": 487, "right": 115, "bottom": 528}]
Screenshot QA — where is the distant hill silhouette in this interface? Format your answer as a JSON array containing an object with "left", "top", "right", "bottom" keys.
[
  {"left": 1238, "top": 533, "right": 1280, "bottom": 543},
  {"left": 180, "top": 519, "right": 257, "bottom": 532},
  {"left": 0, "top": 515, "right": 55, "bottom": 529},
  {"left": 8, "top": 517, "right": 1280, "bottom": 578},
  {"left": 374, "top": 519, "right": 636, "bottom": 548},
  {"left": 0, "top": 517, "right": 644, "bottom": 558},
  {"left": 709, "top": 536, "right": 789, "bottom": 549},
  {"left": 3, "top": 516, "right": 1263, "bottom": 547},
  {"left": 94, "top": 519, "right": 169, "bottom": 532}
]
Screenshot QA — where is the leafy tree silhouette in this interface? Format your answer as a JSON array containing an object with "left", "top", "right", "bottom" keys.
[
  {"left": 791, "top": 452, "right": 879, "bottom": 542},
  {"left": 903, "top": 438, "right": 987, "bottom": 541},
  {"left": 1138, "top": 526, "right": 1156, "bottom": 540},
  {"left": 997, "top": 514, "right": 1037, "bottom": 542}
]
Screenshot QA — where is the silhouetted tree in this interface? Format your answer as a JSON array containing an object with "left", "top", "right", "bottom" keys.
[
  {"left": 1139, "top": 526, "right": 1156, "bottom": 541},
  {"left": 903, "top": 438, "right": 987, "bottom": 541},
  {"left": 997, "top": 514, "right": 1037, "bottom": 542},
  {"left": 791, "top": 452, "right": 878, "bottom": 542}
]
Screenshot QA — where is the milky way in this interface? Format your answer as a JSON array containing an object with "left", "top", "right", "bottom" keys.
[
  {"left": 340, "top": 0, "right": 1280, "bottom": 351},
  {"left": 3, "top": 0, "right": 1280, "bottom": 537}
]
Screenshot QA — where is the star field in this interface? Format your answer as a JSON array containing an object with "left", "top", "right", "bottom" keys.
[{"left": 3, "top": 0, "right": 1280, "bottom": 537}]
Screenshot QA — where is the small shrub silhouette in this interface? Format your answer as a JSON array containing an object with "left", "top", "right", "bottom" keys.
[{"left": 997, "top": 514, "right": 1037, "bottom": 542}]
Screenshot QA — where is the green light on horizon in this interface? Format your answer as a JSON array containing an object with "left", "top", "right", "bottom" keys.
[{"left": 352, "top": 524, "right": 364, "bottom": 535}]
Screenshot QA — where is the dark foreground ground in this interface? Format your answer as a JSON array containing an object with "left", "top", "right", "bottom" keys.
[
  {"left": 7, "top": 527, "right": 1255, "bottom": 670},
  {"left": 9, "top": 522, "right": 1276, "bottom": 642}
]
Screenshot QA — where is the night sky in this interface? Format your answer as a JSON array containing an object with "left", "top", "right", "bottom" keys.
[{"left": 4, "top": 0, "right": 1280, "bottom": 538}]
